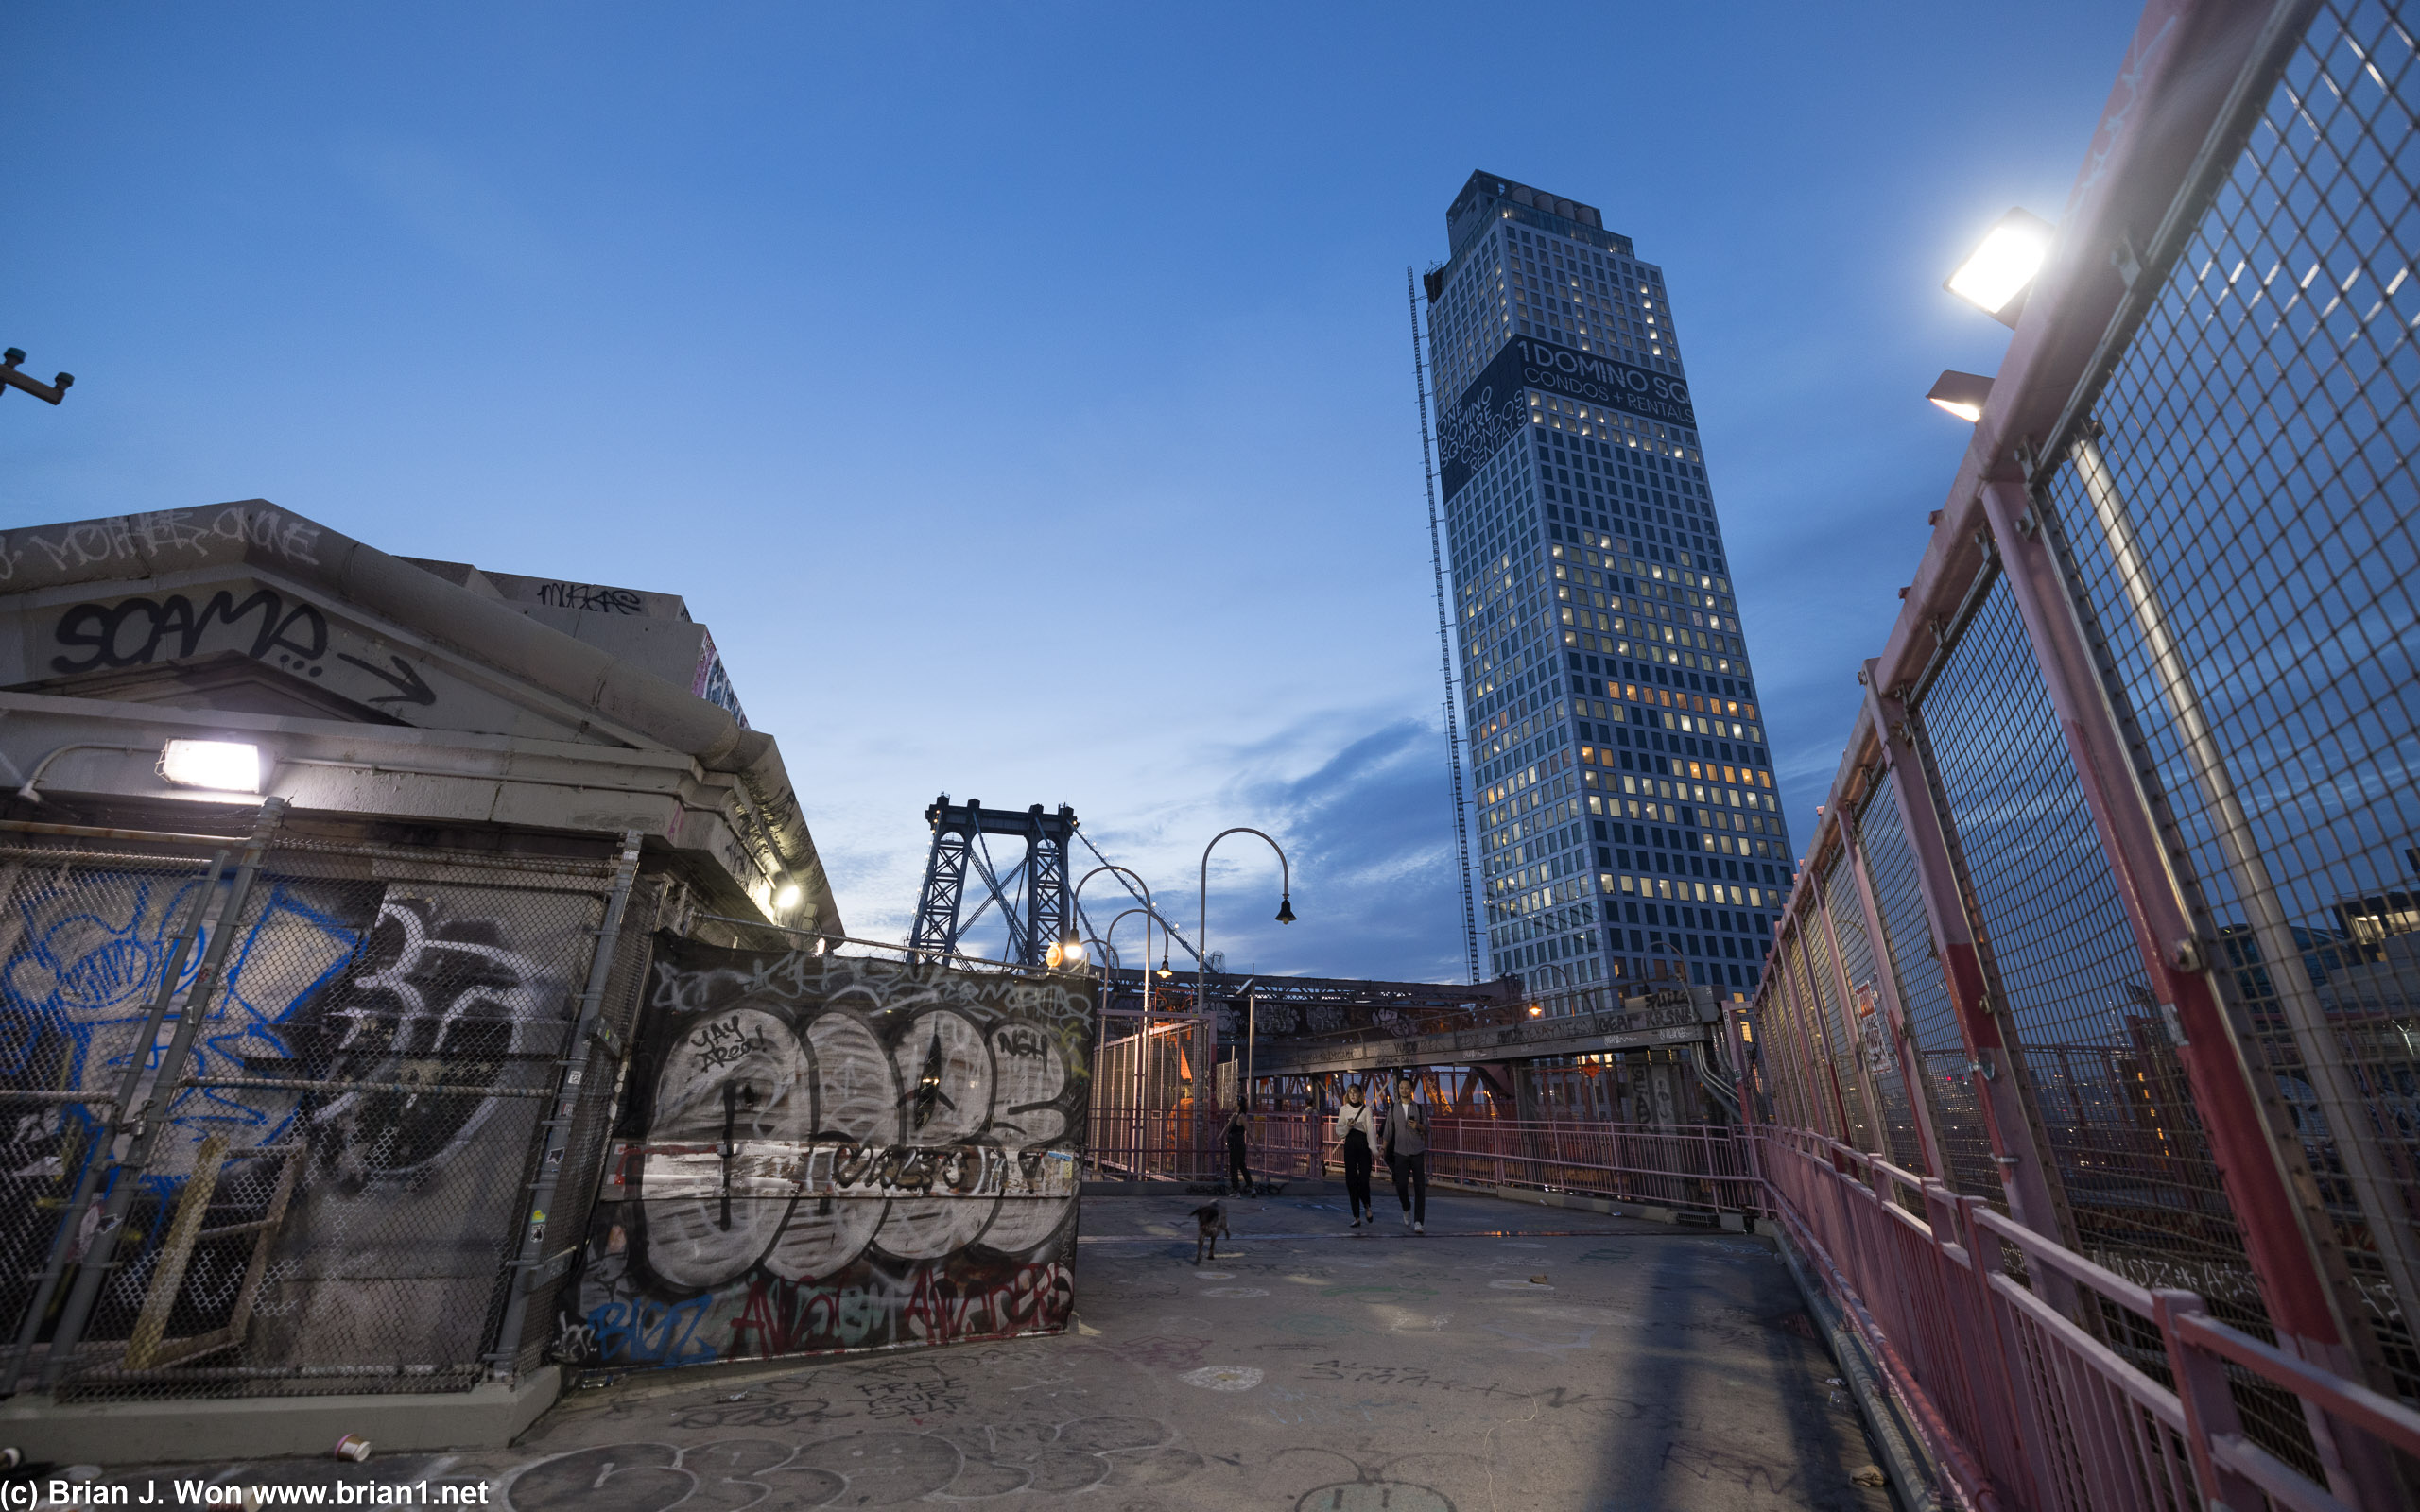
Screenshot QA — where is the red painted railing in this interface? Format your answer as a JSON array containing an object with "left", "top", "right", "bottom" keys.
[
  {"left": 1091, "top": 1110, "right": 1759, "bottom": 1212},
  {"left": 1756, "top": 1125, "right": 2420, "bottom": 1511},
  {"left": 1086, "top": 1110, "right": 2420, "bottom": 1506}
]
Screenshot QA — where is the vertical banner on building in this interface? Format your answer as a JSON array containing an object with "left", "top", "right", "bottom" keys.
[{"left": 571, "top": 938, "right": 1094, "bottom": 1368}]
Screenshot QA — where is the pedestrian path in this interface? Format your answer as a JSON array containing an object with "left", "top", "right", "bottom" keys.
[{"left": 88, "top": 1191, "right": 1893, "bottom": 1511}]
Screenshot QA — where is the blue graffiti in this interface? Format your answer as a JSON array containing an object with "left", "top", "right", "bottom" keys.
[
  {"left": 0, "top": 873, "right": 208, "bottom": 1081},
  {"left": 587, "top": 1294, "right": 720, "bottom": 1367},
  {"left": 0, "top": 870, "right": 364, "bottom": 1194}
]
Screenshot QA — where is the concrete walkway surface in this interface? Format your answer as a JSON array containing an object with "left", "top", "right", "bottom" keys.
[{"left": 68, "top": 1191, "right": 1895, "bottom": 1511}]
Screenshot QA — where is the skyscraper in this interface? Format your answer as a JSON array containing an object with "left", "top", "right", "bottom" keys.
[{"left": 1425, "top": 171, "right": 1792, "bottom": 1004}]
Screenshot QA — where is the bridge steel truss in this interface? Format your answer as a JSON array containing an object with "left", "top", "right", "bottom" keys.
[
  {"left": 1745, "top": 0, "right": 2420, "bottom": 1504},
  {"left": 908, "top": 796, "right": 1078, "bottom": 968}
]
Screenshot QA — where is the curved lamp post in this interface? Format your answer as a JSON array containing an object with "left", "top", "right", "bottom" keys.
[
  {"left": 1198, "top": 827, "right": 1293, "bottom": 1118},
  {"left": 1093, "top": 904, "right": 1162, "bottom": 1180}
]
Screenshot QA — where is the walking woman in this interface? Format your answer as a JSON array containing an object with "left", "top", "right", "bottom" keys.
[{"left": 1336, "top": 1079, "right": 1376, "bottom": 1228}]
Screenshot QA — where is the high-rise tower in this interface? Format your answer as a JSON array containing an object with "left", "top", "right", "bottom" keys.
[{"left": 1425, "top": 171, "right": 1792, "bottom": 1005}]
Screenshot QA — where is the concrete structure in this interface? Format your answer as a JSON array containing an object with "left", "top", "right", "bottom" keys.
[
  {"left": 0, "top": 500, "right": 835, "bottom": 930},
  {"left": 0, "top": 501, "right": 840, "bottom": 1454},
  {"left": 1426, "top": 175, "right": 1792, "bottom": 1005}
]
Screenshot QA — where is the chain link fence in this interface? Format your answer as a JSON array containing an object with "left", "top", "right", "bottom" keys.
[{"left": 0, "top": 820, "right": 642, "bottom": 1401}]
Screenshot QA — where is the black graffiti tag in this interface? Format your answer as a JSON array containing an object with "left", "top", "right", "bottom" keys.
[
  {"left": 51, "top": 590, "right": 327, "bottom": 675},
  {"left": 690, "top": 1016, "right": 771, "bottom": 1070}
]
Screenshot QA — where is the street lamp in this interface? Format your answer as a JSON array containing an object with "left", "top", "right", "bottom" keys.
[
  {"left": 1198, "top": 826, "right": 1293, "bottom": 1116},
  {"left": 1945, "top": 208, "right": 2054, "bottom": 327},
  {"left": 1098, "top": 905, "right": 1161, "bottom": 1178}
]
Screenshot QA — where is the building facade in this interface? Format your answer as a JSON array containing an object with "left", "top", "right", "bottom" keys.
[
  {"left": 1426, "top": 171, "right": 1792, "bottom": 1004},
  {"left": 0, "top": 501, "right": 845, "bottom": 1454}
]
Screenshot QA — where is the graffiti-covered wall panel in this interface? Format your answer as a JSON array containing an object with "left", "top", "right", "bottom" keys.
[
  {"left": 248, "top": 882, "right": 605, "bottom": 1371},
  {"left": 573, "top": 939, "right": 1094, "bottom": 1369},
  {"left": 0, "top": 846, "right": 616, "bottom": 1391}
]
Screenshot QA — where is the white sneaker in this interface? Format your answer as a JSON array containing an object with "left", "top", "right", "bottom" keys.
[
  {"left": 1401, "top": 1211, "right": 1412, "bottom": 1228},
  {"left": 1347, "top": 1214, "right": 1361, "bottom": 1228},
  {"left": 1415, "top": 1221, "right": 1425, "bottom": 1234}
]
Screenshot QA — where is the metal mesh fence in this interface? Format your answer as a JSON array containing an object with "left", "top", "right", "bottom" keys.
[
  {"left": 1762, "top": 936, "right": 1824, "bottom": 1134},
  {"left": 1917, "top": 577, "right": 2270, "bottom": 1327},
  {"left": 1798, "top": 875, "right": 1875, "bottom": 1153},
  {"left": 1853, "top": 784, "right": 2007, "bottom": 1208},
  {"left": 2035, "top": 0, "right": 2420, "bottom": 1405},
  {"left": 0, "top": 830, "right": 627, "bottom": 1400},
  {"left": 1823, "top": 853, "right": 1925, "bottom": 1173}
]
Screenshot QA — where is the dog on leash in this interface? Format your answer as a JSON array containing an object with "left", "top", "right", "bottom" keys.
[{"left": 1190, "top": 1202, "right": 1230, "bottom": 1263}]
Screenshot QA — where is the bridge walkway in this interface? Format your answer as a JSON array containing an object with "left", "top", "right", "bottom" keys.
[{"left": 95, "top": 1188, "right": 1894, "bottom": 1512}]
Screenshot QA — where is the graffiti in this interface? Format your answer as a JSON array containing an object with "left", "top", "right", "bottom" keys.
[
  {"left": 0, "top": 868, "right": 373, "bottom": 1192},
  {"left": 0, "top": 507, "right": 321, "bottom": 584},
  {"left": 577, "top": 937, "right": 1093, "bottom": 1368},
  {"left": 533, "top": 582, "right": 645, "bottom": 614},
  {"left": 50, "top": 589, "right": 329, "bottom": 676},
  {"left": 502, "top": 1417, "right": 1200, "bottom": 1511},
  {"left": 310, "top": 891, "right": 587, "bottom": 1182},
  {"left": 689, "top": 629, "right": 748, "bottom": 730},
  {"left": 588, "top": 1292, "right": 719, "bottom": 1368},
  {"left": 333, "top": 652, "right": 437, "bottom": 706}
]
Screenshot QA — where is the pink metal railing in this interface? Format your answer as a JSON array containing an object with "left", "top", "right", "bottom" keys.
[
  {"left": 1078, "top": 1106, "right": 2420, "bottom": 1505},
  {"left": 1092, "top": 1111, "right": 1762, "bottom": 1211},
  {"left": 1756, "top": 1125, "right": 2420, "bottom": 1511}
]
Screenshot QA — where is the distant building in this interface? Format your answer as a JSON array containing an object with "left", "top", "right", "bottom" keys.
[{"left": 1426, "top": 172, "right": 1793, "bottom": 1001}]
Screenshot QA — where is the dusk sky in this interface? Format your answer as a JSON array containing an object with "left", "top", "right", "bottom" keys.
[{"left": 6, "top": 3, "right": 2142, "bottom": 982}]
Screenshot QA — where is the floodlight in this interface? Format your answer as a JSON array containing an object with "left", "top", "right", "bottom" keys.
[
  {"left": 1927, "top": 370, "right": 1995, "bottom": 422},
  {"left": 1945, "top": 208, "right": 2055, "bottom": 326},
  {"left": 158, "top": 740, "right": 262, "bottom": 793},
  {"left": 773, "top": 881, "right": 804, "bottom": 911}
]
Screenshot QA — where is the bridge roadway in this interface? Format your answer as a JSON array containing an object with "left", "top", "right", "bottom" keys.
[
  {"left": 1250, "top": 984, "right": 1724, "bottom": 1077},
  {"left": 95, "top": 1187, "right": 1894, "bottom": 1512}
]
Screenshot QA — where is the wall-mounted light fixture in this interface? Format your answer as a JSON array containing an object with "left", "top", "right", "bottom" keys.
[{"left": 158, "top": 740, "right": 264, "bottom": 793}]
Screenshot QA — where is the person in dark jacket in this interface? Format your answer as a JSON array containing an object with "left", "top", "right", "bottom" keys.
[
  {"left": 1225, "top": 1108, "right": 1251, "bottom": 1194},
  {"left": 1383, "top": 1075, "right": 1430, "bottom": 1233},
  {"left": 1336, "top": 1081, "right": 1376, "bottom": 1228}
]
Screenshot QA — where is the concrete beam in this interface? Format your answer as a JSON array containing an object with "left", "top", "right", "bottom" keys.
[{"left": 0, "top": 1372, "right": 562, "bottom": 1465}]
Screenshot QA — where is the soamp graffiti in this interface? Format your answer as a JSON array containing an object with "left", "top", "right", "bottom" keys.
[
  {"left": 573, "top": 937, "right": 1096, "bottom": 1369},
  {"left": 45, "top": 586, "right": 438, "bottom": 707}
]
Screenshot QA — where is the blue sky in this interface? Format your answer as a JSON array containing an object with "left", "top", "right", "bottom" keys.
[{"left": 5, "top": 3, "right": 2142, "bottom": 980}]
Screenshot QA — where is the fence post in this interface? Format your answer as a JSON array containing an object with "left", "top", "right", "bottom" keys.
[
  {"left": 489, "top": 829, "right": 645, "bottom": 1380},
  {"left": 2150, "top": 1288, "right": 2264, "bottom": 1512},
  {"left": 1951, "top": 1192, "right": 2045, "bottom": 1508},
  {"left": 1979, "top": 472, "right": 2405, "bottom": 1501},
  {"left": 39, "top": 798, "right": 286, "bottom": 1390},
  {"left": 1864, "top": 670, "right": 2074, "bottom": 1252},
  {"left": 1841, "top": 819, "right": 1947, "bottom": 1181}
]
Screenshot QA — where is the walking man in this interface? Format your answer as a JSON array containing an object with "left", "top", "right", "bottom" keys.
[
  {"left": 1383, "top": 1075, "right": 1429, "bottom": 1233},
  {"left": 1225, "top": 1107, "right": 1252, "bottom": 1194},
  {"left": 1336, "top": 1080, "right": 1376, "bottom": 1228}
]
